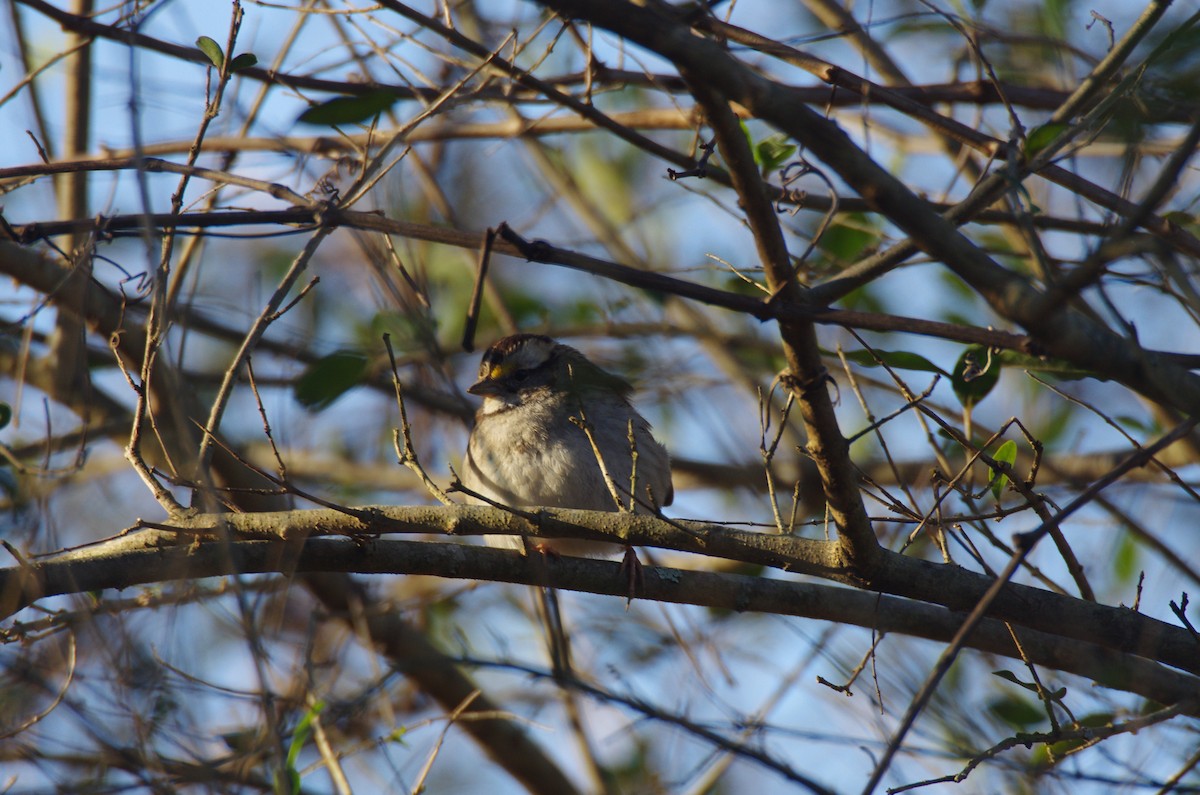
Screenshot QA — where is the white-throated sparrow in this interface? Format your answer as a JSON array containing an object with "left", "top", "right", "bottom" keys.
[{"left": 462, "top": 333, "right": 673, "bottom": 556}]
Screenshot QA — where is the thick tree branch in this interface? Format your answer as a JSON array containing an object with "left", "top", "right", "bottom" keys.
[
  {"left": 4, "top": 504, "right": 1193, "bottom": 677},
  {"left": 686, "top": 80, "right": 879, "bottom": 571},
  {"left": 3, "top": 529, "right": 1198, "bottom": 713}
]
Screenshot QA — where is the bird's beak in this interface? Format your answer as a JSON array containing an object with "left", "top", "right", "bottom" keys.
[{"left": 468, "top": 377, "right": 502, "bottom": 397}]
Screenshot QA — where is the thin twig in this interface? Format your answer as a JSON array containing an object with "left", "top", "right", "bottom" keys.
[{"left": 383, "top": 333, "right": 453, "bottom": 505}]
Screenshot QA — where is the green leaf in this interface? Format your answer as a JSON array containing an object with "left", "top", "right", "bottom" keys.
[
  {"left": 722, "top": 275, "right": 767, "bottom": 298},
  {"left": 643, "top": 289, "right": 668, "bottom": 306},
  {"left": 276, "top": 768, "right": 301, "bottom": 795},
  {"left": 1079, "top": 711, "right": 1114, "bottom": 728},
  {"left": 993, "top": 669, "right": 1025, "bottom": 687},
  {"left": 988, "top": 439, "right": 1018, "bottom": 500},
  {"left": 280, "top": 700, "right": 324, "bottom": 794},
  {"left": 288, "top": 701, "right": 321, "bottom": 766},
  {"left": 1026, "top": 122, "right": 1069, "bottom": 157},
  {"left": 755, "top": 133, "right": 796, "bottom": 175},
  {"left": 994, "top": 350, "right": 1096, "bottom": 380},
  {"left": 196, "top": 36, "right": 224, "bottom": 69},
  {"left": 739, "top": 119, "right": 755, "bottom": 153},
  {"left": 993, "top": 670, "right": 1066, "bottom": 701},
  {"left": 1032, "top": 737, "right": 1087, "bottom": 768},
  {"left": 1114, "top": 532, "right": 1139, "bottom": 584},
  {"left": 0, "top": 402, "right": 11, "bottom": 430},
  {"left": 817, "top": 214, "right": 880, "bottom": 262},
  {"left": 298, "top": 90, "right": 398, "bottom": 125},
  {"left": 228, "top": 52, "right": 258, "bottom": 72},
  {"left": 838, "top": 348, "right": 949, "bottom": 376},
  {"left": 1115, "top": 414, "right": 1158, "bottom": 434},
  {"left": 1034, "top": 711, "right": 1114, "bottom": 765},
  {"left": 220, "top": 728, "right": 259, "bottom": 752},
  {"left": 838, "top": 283, "right": 886, "bottom": 313},
  {"left": 1162, "top": 211, "right": 1200, "bottom": 236},
  {"left": 988, "top": 693, "right": 1046, "bottom": 729},
  {"left": 952, "top": 345, "right": 1000, "bottom": 409},
  {"left": 294, "top": 351, "right": 370, "bottom": 410},
  {"left": 739, "top": 120, "right": 796, "bottom": 175}
]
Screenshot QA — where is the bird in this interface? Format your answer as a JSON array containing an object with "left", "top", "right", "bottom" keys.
[
  {"left": 461, "top": 332, "right": 673, "bottom": 556},
  {"left": 460, "top": 333, "right": 673, "bottom": 674}
]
